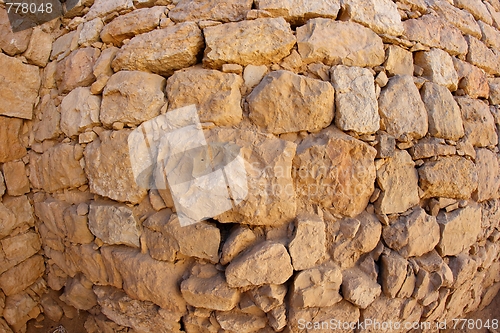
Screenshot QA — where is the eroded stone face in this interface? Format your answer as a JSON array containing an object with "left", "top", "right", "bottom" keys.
[
  {"left": 255, "top": 0, "right": 340, "bottom": 23},
  {"left": 170, "top": 0, "right": 253, "bottom": 22},
  {"left": 0, "top": 117, "right": 26, "bottom": 164}
]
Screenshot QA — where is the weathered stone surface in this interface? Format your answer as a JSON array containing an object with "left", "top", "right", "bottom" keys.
[
  {"left": 456, "top": 97, "right": 498, "bottom": 147},
  {"left": 60, "top": 87, "right": 101, "bottom": 137},
  {"left": 430, "top": 0, "right": 482, "bottom": 38},
  {"left": 475, "top": 148, "right": 500, "bottom": 201},
  {"left": 203, "top": 18, "right": 295, "bottom": 68},
  {"left": 341, "top": 0, "right": 404, "bottom": 36},
  {"left": 33, "top": 94, "right": 61, "bottom": 142},
  {"left": 24, "top": 27, "right": 53, "bottom": 67},
  {"left": 0, "top": 196, "right": 34, "bottom": 240},
  {"left": 0, "top": 8, "right": 31, "bottom": 56},
  {"left": 88, "top": 202, "right": 141, "bottom": 248},
  {"left": 414, "top": 48, "right": 459, "bottom": 91},
  {"left": 384, "top": 45, "right": 414, "bottom": 76},
  {"left": 490, "top": 78, "right": 500, "bottom": 104},
  {"left": 30, "top": 143, "right": 87, "bottom": 193},
  {"left": 0, "top": 53, "right": 40, "bottom": 120},
  {"left": 78, "top": 18, "right": 104, "bottom": 46},
  {"left": 328, "top": 211, "right": 382, "bottom": 268},
  {"left": 250, "top": 284, "right": 287, "bottom": 312},
  {"left": 294, "top": 127, "right": 376, "bottom": 217},
  {"left": 50, "top": 30, "right": 78, "bottom": 61},
  {"left": 0, "top": 117, "right": 26, "bottom": 164},
  {"left": 466, "top": 35, "right": 500, "bottom": 75},
  {"left": 215, "top": 309, "right": 267, "bottom": 333},
  {"left": 331, "top": 65, "right": 379, "bottom": 134},
  {"left": 452, "top": 57, "right": 489, "bottom": 99},
  {"left": 166, "top": 68, "right": 243, "bottom": 126},
  {"left": 84, "top": 130, "right": 148, "bottom": 204},
  {"left": 436, "top": 204, "right": 482, "bottom": 256},
  {"left": 375, "top": 150, "right": 420, "bottom": 215},
  {"left": 0, "top": 255, "right": 44, "bottom": 296},
  {"left": 56, "top": 47, "right": 100, "bottom": 94},
  {"left": 479, "top": 20, "right": 500, "bottom": 51},
  {"left": 297, "top": 19, "right": 385, "bottom": 67},
  {"left": 243, "top": 65, "right": 268, "bottom": 88},
  {"left": 221, "top": 226, "right": 256, "bottom": 265},
  {"left": 226, "top": 241, "right": 293, "bottom": 288},
  {"left": 419, "top": 156, "right": 477, "bottom": 199},
  {"left": 255, "top": 0, "right": 340, "bottom": 23},
  {"left": 248, "top": 70, "right": 334, "bottom": 134},
  {"left": 0, "top": 231, "right": 41, "bottom": 275},
  {"left": 291, "top": 265, "right": 342, "bottom": 308},
  {"left": 0, "top": 171, "right": 5, "bottom": 198},
  {"left": 63, "top": 205, "right": 94, "bottom": 245},
  {"left": 383, "top": 207, "right": 440, "bottom": 258},
  {"left": 101, "top": 71, "right": 166, "bottom": 127},
  {"left": 181, "top": 264, "right": 239, "bottom": 311},
  {"left": 170, "top": 0, "right": 252, "bottom": 22},
  {"left": 2, "top": 161, "right": 29, "bottom": 196},
  {"left": 378, "top": 75, "right": 428, "bottom": 141},
  {"left": 342, "top": 267, "right": 381, "bottom": 309},
  {"left": 288, "top": 213, "right": 326, "bottom": 271},
  {"left": 60, "top": 275, "right": 97, "bottom": 311},
  {"left": 85, "top": 0, "right": 134, "bottom": 20},
  {"left": 2, "top": 291, "right": 38, "bottom": 330},
  {"left": 454, "top": 0, "right": 493, "bottom": 24},
  {"left": 421, "top": 82, "right": 464, "bottom": 140},
  {"left": 380, "top": 251, "right": 407, "bottom": 298},
  {"left": 403, "top": 14, "right": 468, "bottom": 56},
  {"left": 409, "top": 137, "right": 456, "bottom": 159},
  {"left": 112, "top": 22, "right": 204, "bottom": 76},
  {"left": 101, "top": 6, "right": 167, "bottom": 46}
]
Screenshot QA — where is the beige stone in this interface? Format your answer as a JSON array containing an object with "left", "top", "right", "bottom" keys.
[
  {"left": 60, "top": 275, "right": 97, "bottom": 311},
  {"left": 288, "top": 213, "right": 326, "bottom": 271},
  {"left": 490, "top": 78, "right": 500, "bottom": 104},
  {"left": 0, "top": 53, "right": 40, "bottom": 120},
  {"left": 2, "top": 291, "right": 38, "bottom": 330},
  {"left": 33, "top": 94, "right": 61, "bottom": 142},
  {"left": 226, "top": 241, "right": 293, "bottom": 288},
  {"left": 215, "top": 309, "right": 267, "bottom": 333},
  {"left": 421, "top": 82, "right": 464, "bottom": 140},
  {"left": 474, "top": 148, "right": 500, "bottom": 202},
  {"left": 0, "top": 171, "right": 5, "bottom": 198},
  {"left": 112, "top": 22, "right": 204, "bottom": 76},
  {"left": 166, "top": 68, "right": 243, "bottom": 126},
  {"left": 248, "top": 70, "right": 334, "bottom": 134},
  {"left": 221, "top": 226, "right": 256, "bottom": 265},
  {"left": 454, "top": 0, "right": 493, "bottom": 24},
  {"left": 170, "top": 0, "right": 252, "bottom": 22},
  {"left": 414, "top": 48, "right": 459, "bottom": 91},
  {"left": 0, "top": 8, "right": 31, "bottom": 56},
  {"left": 24, "top": 27, "right": 53, "bottom": 67},
  {"left": 93, "top": 47, "right": 119, "bottom": 79},
  {"left": 78, "top": 18, "right": 105, "bottom": 46},
  {"left": 250, "top": 284, "right": 287, "bottom": 312},
  {"left": 297, "top": 19, "right": 385, "bottom": 67},
  {"left": 0, "top": 255, "right": 44, "bottom": 296},
  {"left": 419, "top": 156, "right": 478, "bottom": 199},
  {"left": 384, "top": 45, "right": 414, "bottom": 76},
  {"left": 56, "top": 47, "right": 100, "bottom": 94},
  {"left": 291, "top": 265, "right": 342, "bottom": 308},
  {"left": 409, "top": 137, "right": 456, "bottom": 159},
  {"left": 375, "top": 150, "right": 420, "bottom": 215},
  {"left": 342, "top": 267, "right": 381, "bottom": 309},
  {"left": 331, "top": 65, "right": 379, "bottom": 134},
  {"left": 243, "top": 65, "right": 268, "bottom": 88},
  {"left": 63, "top": 205, "right": 94, "bottom": 244},
  {"left": 1, "top": 196, "right": 34, "bottom": 239},
  {"left": 430, "top": 0, "right": 482, "bottom": 38},
  {"left": 341, "top": 0, "right": 404, "bottom": 36},
  {"left": 380, "top": 251, "right": 408, "bottom": 298},
  {"left": 101, "top": 6, "right": 168, "bottom": 46},
  {"left": 466, "top": 35, "right": 500, "bottom": 75},
  {"left": 255, "top": 0, "right": 340, "bottom": 24},
  {"left": 437, "top": 204, "right": 482, "bottom": 256},
  {"left": 403, "top": 14, "right": 468, "bottom": 56},
  {"left": 456, "top": 97, "right": 498, "bottom": 147},
  {"left": 100, "top": 71, "right": 166, "bottom": 127},
  {"left": 50, "top": 31, "right": 78, "bottom": 61},
  {"left": 378, "top": 75, "right": 428, "bottom": 141},
  {"left": 294, "top": 127, "right": 376, "bottom": 217},
  {"left": 203, "top": 18, "right": 295, "bottom": 68},
  {"left": 2, "top": 161, "right": 29, "bottom": 196},
  {"left": 84, "top": 130, "right": 148, "bottom": 204},
  {"left": 85, "top": 0, "right": 134, "bottom": 20},
  {"left": 60, "top": 87, "right": 101, "bottom": 137},
  {"left": 0, "top": 117, "right": 26, "bottom": 164},
  {"left": 0, "top": 231, "right": 41, "bottom": 275},
  {"left": 452, "top": 57, "right": 489, "bottom": 99}
]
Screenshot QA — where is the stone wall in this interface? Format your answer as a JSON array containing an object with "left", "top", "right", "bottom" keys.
[{"left": 1, "top": 0, "right": 500, "bottom": 332}]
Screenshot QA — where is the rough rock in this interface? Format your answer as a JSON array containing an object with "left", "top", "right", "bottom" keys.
[
  {"left": 60, "top": 87, "right": 101, "bottom": 137},
  {"left": 60, "top": 275, "right": 97, "bottom": 310},
  {"left": 436, "top": 204, "right": 482, "bottom": 256},
  {"left": 466, "top": 35, "right": 500, "bottom": 75},
  {"left": 378, "top": 75, "right": 428, "bottom": 141},
  {"left": 56, "top": 47, "right": 100, "bottom": 94},
  {"left": 384, "top": 45, "right": 414, "bottom": 76},
  {"left": 294, "top": 127, "right": 376, "bottom": 217},
  {"left": 342, "top": 267, "right": 381, "bottom": 309},
  {"left": 84, "top": 129, "right": 148, "bottom": 204},
  {"left": 457, "top": 97, "right": 498, "bottom": 147},
  {"left": 448, "top": 254, "right": 478, "bottom": 287},
  {"left": 215, "top": 309, "right": 267, "bottom": 333},
  {"left": 2, "top": 291, "right": 38, "bottom": 330},
  {"left": 2, "top": 161, "right": 29, "bottom": 196},
  {"left": 50, "top": 30, "right": 78, "bottom": 60},
  {"left": 453, "top": 57, "right": 489, "bottom": 99},
  {"left": 409, "top": 137, "right": 456, "bottom": 159},
  {"left": 255, "top": 0, "right": 340, "bottom": 23},
  {"left": 85, "top": 0, "right": 134, "bottom": 20},
  {"left": 291, "top": 265, "right": 342, "bottom": 308},
  {"left": 0, "top": 231, "right": 41, "bottom": 275},
  {"left": 29, "top": 143, "right": 87, "bottom": 193},
  {"left": 288, "top": 213, "right": 326, "bottom": 271},
  {"left": 0, "top": 255, "right": 44, "bottom": 296},
  {"left": 250, "top": 284, "right": 287, "bottom": 312},
  {"left": 375, "top": 150, "right": 420, "bottom": 215},
  {"left": 0, "top": 9, "right": 31, "bottom": 56},
  {"left": 24, "top": 27, "right": 52, "bottom": 67},
  {"left": 490, "top": 78, "right": 500, "bottom": 104},
  {"left": 341, "top": 0, "right": 404, "bottom": 36},
  {"left": 33, "top": 94, "right": 62, "bottom": 142},
  {"left": 403, "top": 14, "right": 468, "bottom": 56},
  {"left": 268, "top": 305, "right": 286, "bottom": 331},
  {"left": 100, "top": 71, "right": 166, "bottom": 127},
  {"left": 454, "top": 0, "right": 493, "bottom": 24},
  {"left": 478, "top": 20, "right": 500, "bottom": 51},
  {"left": 0, "top": 53, "right": 41, "bottom": 119},
  {"left": 331, "top": 65, "right": 379, "bottom": 134},
  {"left": 419, "top": 156, "right": 478, "bottom": 199},
  {"left": 181, "top": 264, "right": 239, "bottom": 311},
  {"left": 170, "top": 0, "right": 252, "bottom": 22},
  {"left": 221, "top": 226, "right": 257, "bottom": 265},
  {"left": 383, "top": 207, "right": 440, "bottom": 258},
  {"left": 248, "top": 70, "right": 334, "bottom": 134},
  {"left": 78, "top": 18, "right": 104, "bottom": 46},
  {"left": 430, "top": 0, "right": 482, "bottom": 38},
  {"left": 112, "top": 22, "right": 204, "bottom": 76},
  {"left": 63, "top": 205, "right": 94, "bottom": 244},
  {"left": 0, "top": 117, "right": 26, "bottom": 164},
  {"left": 101, "top": 6, "right": 167, "bottom": 46},
  {"left": 297, "top": 19, "right": 385, "bottom": 67},
  {"left": 475, "top": 148, "right": 500, "bottom": 202},
  {"left": 380, "top": 251, "right": 408, "bottom": 298},
  {"left": 166, "top": 68, "right": 243, "bottom": 126},
  {"left": 243, "top": 65, "right": 268, "bottom": 88},
  {"left": 414, "top": 48, "right": 459, "bottom": 91},
  {"left": 226, "top": 241, "right": 293, "bottom": 288},
  {"left": 421, "top": 82, "right": 464, "bottom": 140},
  {"left": 88, "top": 202, "right": 141, "bottom": 248},
  {"left": 0, "top": 171, "right": 5, "bottom": 198},
  {"left": 203, "top": 18, "right": 295, "bottom": 68},
  {"left": 0, "top": 196, "right": 34, "bottom": 239}
]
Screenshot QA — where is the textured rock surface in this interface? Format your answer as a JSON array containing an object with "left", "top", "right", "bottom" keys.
[
  {"left": 466, "top": 35, "right": 500, "bottom": 75},
  {"left": 414, "top": 48, "right": 459, "bottom": 91},
  {"left": 456, "top": 97, "right": 498, "bottom": 147},
  {"left": 60, "top": 87, "right": 101, "bottom": 137},
  {"left": 291, "top": 266, "right": 343, "bottom": 308},
  {"left": 341, "top": 0, "right": 404, "bottom": 36},
  {"left": 0, "top": 117, "right": 26, "bottom": 164},
  {"left": 255, "top": 0, "right": 340, "bottom": 23},
  {"left": 56, "top": 47, "right": 100, "bottom": 94},
  {"left": 288, "top": 213, "right": 326, "bottom": 270},
  {"left": 475, "top": 148, "right": 500, "bottom": 202},
  {"left": 170, "top": 0, "right": 253, "bottom": 22},
  {"left": 248, "top": 70, "right": 334, "bottom": 134}
]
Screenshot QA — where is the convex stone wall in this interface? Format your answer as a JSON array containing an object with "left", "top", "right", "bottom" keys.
[{"left": 0, "top": 0, "right": 500, "bottom": 332}]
